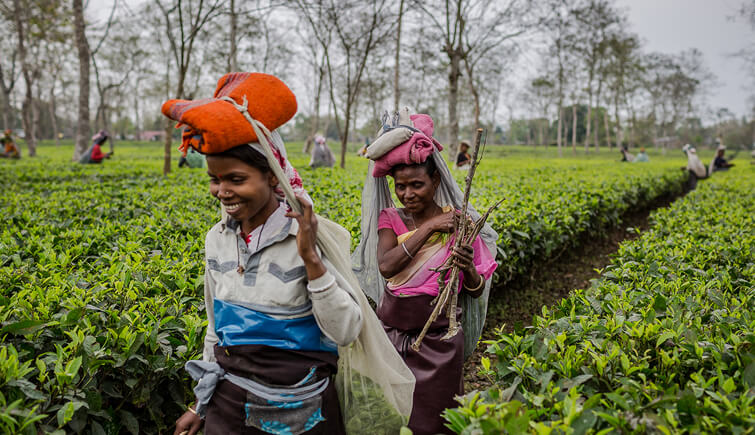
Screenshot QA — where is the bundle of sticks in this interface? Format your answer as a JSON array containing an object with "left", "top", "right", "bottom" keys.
[{"left": 411, "top": 128, "right": 503, "bottom": 352}]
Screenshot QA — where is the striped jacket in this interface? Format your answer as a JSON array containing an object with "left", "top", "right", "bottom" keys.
[{"left": 202, "top": 204, "right": 362, "bottom": 362}]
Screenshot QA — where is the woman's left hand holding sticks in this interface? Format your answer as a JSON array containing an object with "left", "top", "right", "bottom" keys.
[{"left": 452, "top": 243, "right": 483, "bottom": 292}]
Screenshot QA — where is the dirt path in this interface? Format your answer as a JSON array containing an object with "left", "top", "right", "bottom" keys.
[{"left": 463, "top": 194, "right": 680, "bottom": 392}]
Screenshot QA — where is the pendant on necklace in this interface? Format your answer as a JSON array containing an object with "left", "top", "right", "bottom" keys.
[{"left": 237, "top": 265, "right": 245, "bottom": 274}]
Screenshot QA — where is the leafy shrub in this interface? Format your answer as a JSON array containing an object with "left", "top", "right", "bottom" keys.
[
  {"left": 0, "top": 145, "right": 687, "bottom": 433},
  {"left": 447, "top": 168, "right": 755, "bottom": 434}
]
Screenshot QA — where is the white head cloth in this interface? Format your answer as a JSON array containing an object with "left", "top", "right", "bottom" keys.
[
  {"left": 351, "top": 110, "right": 499, "bottom": 359},
  {"left": 682, "top": 144, "right": 707, "bottom": 178}
]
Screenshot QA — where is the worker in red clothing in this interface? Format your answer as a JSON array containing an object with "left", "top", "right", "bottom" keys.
[
  {"left": 80, "top": 130, "right": 113, "bottom": 164},
  {"left": 1, "top": 129, "right": 20, "bottom": 159}
]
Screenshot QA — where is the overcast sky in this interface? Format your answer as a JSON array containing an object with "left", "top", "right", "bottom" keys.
[
  {"left": 95, "top": 1, "right": 753, "bottom": 121},
  {"left": 615, "top": 0, "right": 753, "bottom": 118}
]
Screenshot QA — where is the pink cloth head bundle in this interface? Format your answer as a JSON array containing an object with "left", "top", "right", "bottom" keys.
[{"left": 372, "top": 114, "right": 443, "bottom": 177}]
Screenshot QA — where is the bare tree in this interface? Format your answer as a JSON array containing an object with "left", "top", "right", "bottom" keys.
[
  {"left": 543, "top": 0, "right": 580, "bottom": 157},
  {"left": 604, "top": 33, "right": 641, "bottom": 151},
  {"left": 153, "top": 0, "right": 223, "bottom": 175},
  {"left": 572, "top": 0, "right": 620, "bottom": 152},
  {"left": 293, "top": 0, "right": 394, "bottom": 168},
  {"left": 229, "top": 0, "right": 238, "bottom": 71},
  {"left": 643, "top": 49, "right": 713, "bottom": 152},
  {"left": 393, "top": 0, "right": 405, "bottom": 112},
  {"left": 12, "top": 0, "right": 36, "bottom": 155},
  {"left": 0, "top": 24, "right": 19, "bottom": 130},
  {"left": 414, "top": 0, "right": 535, "bottom": 157},
  {"left": 92, "top": 15, "right": 146, "bottom": 152},
  {"left": 40, "top": 39, "right": 67, "bottom": 146},
  {"left": 73, "top": 0, "right": 91, "bottom": 160},
  {"left": 525, "top": 76, "right": 555, "bottom": 146},
  {"left": 295, "top": 18, "right": 330, "bottom": 154}
]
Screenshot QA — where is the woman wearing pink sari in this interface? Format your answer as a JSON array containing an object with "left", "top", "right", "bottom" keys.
[{"left": 353, "top": 109, "right": 498, "bottom": 435}]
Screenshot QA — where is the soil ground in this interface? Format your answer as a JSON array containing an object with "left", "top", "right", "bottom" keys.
[{"left": 463, "top": 193, "right": 681, "bottom": 392}]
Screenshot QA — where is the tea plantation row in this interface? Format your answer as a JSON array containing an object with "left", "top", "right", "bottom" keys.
[
  {"left": 446, "top": 167, "right": 754, "bottom": 434},
  {"left": 0, "top": 150, "right": 686, "bottom": 434}
]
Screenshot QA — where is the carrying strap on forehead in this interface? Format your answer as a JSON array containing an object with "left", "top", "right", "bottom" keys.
[{"left": 220, "top": 95, "right": 306, "bottom": 211}]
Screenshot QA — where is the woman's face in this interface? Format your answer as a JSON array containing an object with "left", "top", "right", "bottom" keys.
[
  {"left": 392, "top": 165, "right": 439, "bottom": 214},
  {"left": 206, "top": 155, "right": 278, "bottom": 222}
]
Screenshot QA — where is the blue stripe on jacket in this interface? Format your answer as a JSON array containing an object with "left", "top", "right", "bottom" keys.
[{"left": 214, "top": 299, "right": 338, "bottom": 353}]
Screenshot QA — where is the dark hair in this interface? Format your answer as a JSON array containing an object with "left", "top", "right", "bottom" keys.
[
  {"left": 389, "top": 157, "right": 438, "bottom": 178},
  {"left": 211, "top": 144, "right": 271, "bottom": 173}
]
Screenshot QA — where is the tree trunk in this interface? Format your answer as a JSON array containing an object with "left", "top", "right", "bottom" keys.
[
  {"left": 304, "top": 55, "right": 325, "bottom": 154},
  {"left": 464, "top": 59, "right": 481, "bottom": 133},
  {"left": 594, "top": 79, "right": 603, "bottom": 153},
  {"left": 556, "top": 106, "right": 563, "bottom": 157},
  {"left": 14, "top": 0, "right": 36, "bottom": 156},
  {"left": 339, "top": 102, "right": 352, "bottom": 169},
  {"left": 49, "top": 82, "right": 60, "bottom": 146},
  {"left": 104, "top": 105, "right": 115, "bottom": 153},
  {"left": 0, "top": 88, "right": 10, "bottom": 130},
  {"left": 134, "top": 79, "right": 141, "bottom": 140},
  {"left": 651, "top": 110, "right": 658, "bottom": 150},
  {"left": 526, "top": 123, "right": 531, "bottom": 146},
  {"left": 229, "top": 0, "right": 238, "bottom": 72},
  {"left": 164, "top": 75, "right": 185, "bottom": 175},
  {"left": 571, "top": 103, "right": 577, "bottom": 155},
  {"left": 33, "top": 78, "right": 42, "bottom": 140},
  {"left": 73, "top": 0, "right": 90, "bottom": 160},
  {"left": 539, "top": 120, "right": 544, "bottom": 147},
  {"left": 614, "top": 98, "right": 622, "bottom": 151},
  {"left": 447, "top": 48, "right": 462, "bottom": 158},
  {"left": 603, "top": 108, "right": 611, "bottom": 150},
  {"left": 21, "top": 92, "right": 35, "bottom": 156},
  {"left": 163, "top": 118, "right": 172, "bottom": 174},
  {"left": 393, "top": 0, "right": 404, "bottom": 112},
  {"left": 584, "top": 105, "right": 591, "bottom": 152}
]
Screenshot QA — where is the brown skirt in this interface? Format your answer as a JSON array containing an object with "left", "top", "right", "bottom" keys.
[
  {"left": 376, "top": 289, "right": 464, "bottom": 435},
  {"left": 203, "top": 344, "right": 345, "bottom": 435}
]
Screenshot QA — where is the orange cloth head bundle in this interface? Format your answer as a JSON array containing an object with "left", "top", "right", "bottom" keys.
[{"left": 161, "top": 72, "right": 297, "bottom": 154}]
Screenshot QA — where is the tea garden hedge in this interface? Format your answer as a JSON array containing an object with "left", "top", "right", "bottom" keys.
[
  {"left": 3, "top": 143, "right": 746, "bottom": 434},
  {"left": 446, "top": 168, "right": 754, "bottom": 434}
]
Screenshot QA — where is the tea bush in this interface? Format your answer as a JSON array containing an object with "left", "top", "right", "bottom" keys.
[
  {"left": 446, "top": 167, "right": 755, "bottom": 434},
  {"left": 0, "top": 144, "right": 687, "bottom": 433}
]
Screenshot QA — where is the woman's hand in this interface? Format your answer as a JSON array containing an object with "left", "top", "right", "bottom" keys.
[
  {"left": 451, "top": 243, "right": 476, "bottom": 274},
  {"left": 174, "top": 409, "right": 202, "bottom": 435},
  {"left": 453, "top": 242, "right": 484, "bottom": 294},
  {"left": 423, "top": 210, "right": 459, "bottom": 233},
  {"left": 286, "top": 194, "right": 327, "bottom": 280},
  {"left": 286, "top": 194, "right": 320, "bottom": 262}
]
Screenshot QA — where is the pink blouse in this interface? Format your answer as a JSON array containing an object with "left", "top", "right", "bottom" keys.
[{"left": 378, "top": 208, "right": 498, "bottom": 297}]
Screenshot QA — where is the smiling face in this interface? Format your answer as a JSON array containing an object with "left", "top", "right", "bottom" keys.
[
  {"left": 206, "top": 155, "right": 279, "bottom": 228},
  {"left": 391, "top": 164, "right": 440, "bottom": 214}
]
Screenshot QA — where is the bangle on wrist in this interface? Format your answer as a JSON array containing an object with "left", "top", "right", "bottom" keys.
[
  {"left": 187, "top": 406, "right": 198, "bottom": 416},
  {"left": 307, "top": 275, "right": 336, "bottom": 293},
  {"left": 401, "top": 242, "right": 414, "bottom": 259},
  {"left": 463, "top": 274, "right": 485, "bottom": 292}
]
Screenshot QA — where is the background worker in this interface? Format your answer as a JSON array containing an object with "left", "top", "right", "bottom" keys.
[
  {"left": 178, "top": 147, "right": 205, "bottom": 168},
  {"left": 633, "top": 147, "right": 649, "bottom": 162},
  {"left": 1, "top": 129, "right": 20, "bottom": 159},
  {"left": 80, "top": 130, "right": 113, "bottom": 164},
  {"left": 682, "top": 144, "right": 707, "bottom": 190},
  {"left": 455, "top": 141, "right": 471, "bottom": 169},
  {"left": 712, "top": 145, "right": 735, "bottom": 172}
]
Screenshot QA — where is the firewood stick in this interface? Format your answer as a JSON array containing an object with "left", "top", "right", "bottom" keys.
[{"left": 412, "top": 129, "right": 485, "bottom": 351}]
